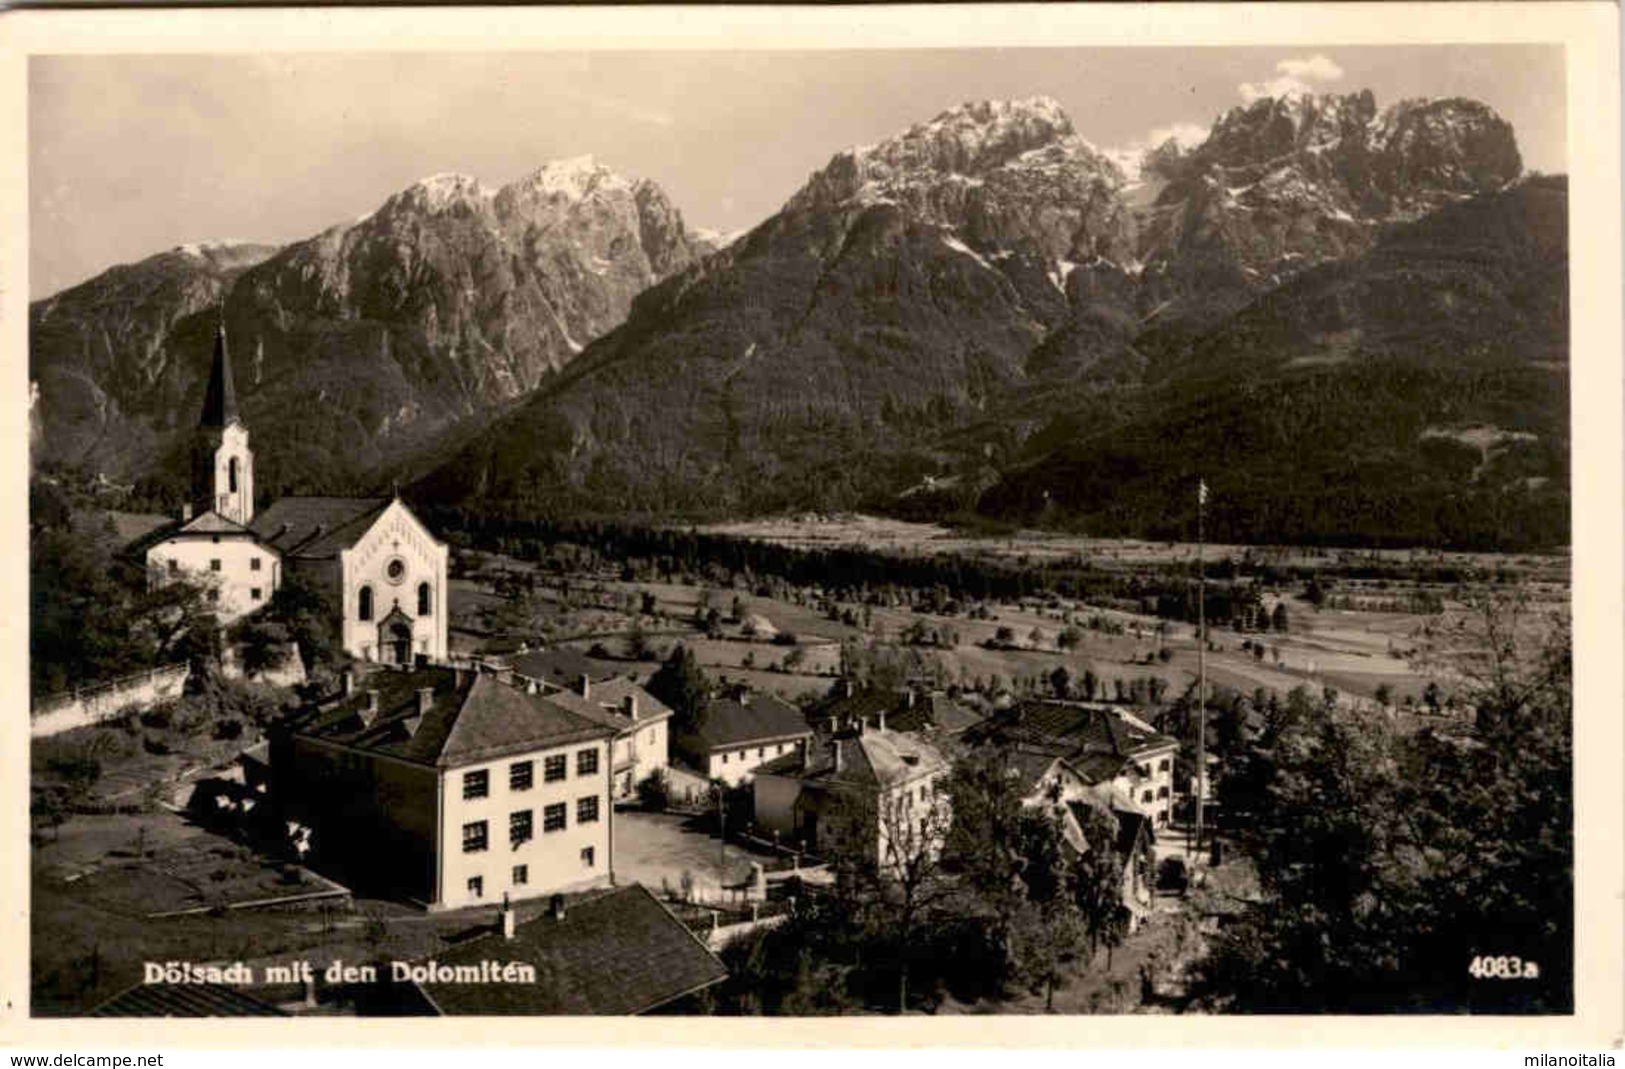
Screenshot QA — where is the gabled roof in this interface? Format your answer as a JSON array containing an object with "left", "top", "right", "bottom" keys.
[
  {"left": 250, "top": 496, "right": 393, "bottom": 559},
  {"left": 91, "top": 981, "right": 285, "bottom": 1017},
  {"left": 808, "top": 685, "right": 984, "bottom": 737},
  {"left": 122, "top": 508, "right": 267, "bottom": 558},
  {"left": 969, "top": 700, "right": 1177, "bottom": 763},
  {"left": 759, "top": 728, "right": 947, "bottom": 790},
  {"left": 691, "top": 693, "right": 811, "bottom": 750},
  {"left": 539, "top": 680, "right": 673, "bottom": 740},
  {"left": 416, "top": 884, "right": 727, "bottom": 1015},
  {"left": 590, "top": 677, "right": 674, "bottom": 725},
  {"left": 286, "top": 668, "right": 613, "bottom": 768}
]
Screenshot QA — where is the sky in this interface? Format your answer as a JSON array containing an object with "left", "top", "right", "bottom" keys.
[{"left": 29, "top": 45, "right": 1565, "bottom": 299}]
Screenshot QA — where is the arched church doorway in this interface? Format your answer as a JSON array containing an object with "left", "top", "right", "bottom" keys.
[{"left": 378, "top": 608, "right": 414, "bottom": 666}]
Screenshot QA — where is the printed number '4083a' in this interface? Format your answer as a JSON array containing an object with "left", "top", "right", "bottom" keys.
[{"left": 1469, "top": 955, "right": 1539, "bottom": 979}]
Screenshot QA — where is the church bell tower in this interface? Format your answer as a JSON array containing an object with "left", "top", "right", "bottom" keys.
[{"left": 192, "top": 323, "right": 254, "bottom": 524}]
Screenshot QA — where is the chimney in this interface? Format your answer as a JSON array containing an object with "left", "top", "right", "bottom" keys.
[
  {"left": 342, "top": 670, "right": 355, "bottom": 697},
  {"left": 833, "top": 739, "right": 845, "bottom": 774},
  {"left": 526, "top": 679, "right": 539, "bottom": 695},
  {"left": 499, "top": 892, "right": 516, "bottom": 940},
  {"left": 624, "top": 693, "right": 638, "bottom": 720},
  {"left": 876, "top": 709, "right": 887, "bottom": 733},
  {"left": 549, "top": 893, "right": 566, "bottom": 922},
  {"left": 417, "top": 687, "right": 434, "bottom": 716},
  {"left": 180, "top": 502, "right": 193, "bottom": 523},
  {"left": 905, "top": 689, "right": 917, "bottom": 709},
  {"left": 358, "top": 690, "right": 379, "bottom": 728},
  {"left": 579, "top": 674, "right": 591, "bottom": 700},
  {"left": 837, "top": 677, "right": 852, "bottom": 698}
]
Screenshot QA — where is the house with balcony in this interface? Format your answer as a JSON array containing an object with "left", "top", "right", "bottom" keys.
[{"left": 271, "top": 664, "right": 616, "bottom": 910}]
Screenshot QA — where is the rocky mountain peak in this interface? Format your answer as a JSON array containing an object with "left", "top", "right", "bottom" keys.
[
  {"left": 507, "top": 155, "right": 636, "bottom": 202},
  {"left": 786, "top": 96, "right": 1119, "bottom": 232},
  {"left": 381, "top": 172, "right": 494, "bottom": 217}
]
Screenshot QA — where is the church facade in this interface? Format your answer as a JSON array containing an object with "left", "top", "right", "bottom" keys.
[{"left": 137, "top": 325, "right": 448, "bottom": 664}]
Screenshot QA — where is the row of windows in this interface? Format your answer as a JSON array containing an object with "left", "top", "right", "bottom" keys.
[
  {"left": 357, "top": 583, "right": 432, "bottom": 621},
  {"left": 1140, "top": 787, "right": 1172, "bottom": 804},
  {"left": 465, "top": 849, "right": 595, "bottom": 899},
  {"left": 201, "top": 587, "right": 264, "bottom": 604},
  {"left": 462, "top": 798, "right": 599, "bottom": 853},
  {"left": 718, "top": 741, "right": 793, "bottom": 766},
  {"left": 464, "top": 751, "right": 598, "bottom": 799},
  {"left": 1136, "top": 758, "right": 1174, "bottom": 777},
  {"left": 177, "top": 556, "right": 264, "bottom": 574}
]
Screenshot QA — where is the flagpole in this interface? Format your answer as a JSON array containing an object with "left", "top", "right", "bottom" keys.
[{"left": 1195, "top": 479, "right": 1207, "bottom": 857}]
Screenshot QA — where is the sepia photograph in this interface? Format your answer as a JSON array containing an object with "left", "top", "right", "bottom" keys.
[{"left": 8, "top": 5, "right": 1621, "bottom": 1042}]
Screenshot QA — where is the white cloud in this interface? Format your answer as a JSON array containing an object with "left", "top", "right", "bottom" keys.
[
  {"left": 1238, "top": 53, "right": 1345, "bottom": 104},
  {"left": 1104, "top": 120, "right": 1211, "bottom": 183},
  {"left": 1145, "top": 121, "right": 1210, "bottom": 152}
]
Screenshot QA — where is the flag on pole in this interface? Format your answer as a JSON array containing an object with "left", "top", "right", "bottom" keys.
[{"left": 1198, "top": 479, "right": 1209, "bottom": 506}]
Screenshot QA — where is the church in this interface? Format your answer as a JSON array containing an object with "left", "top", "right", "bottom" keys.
[{"left": 136, "top": 325, "right": 448, "bottom": 665}]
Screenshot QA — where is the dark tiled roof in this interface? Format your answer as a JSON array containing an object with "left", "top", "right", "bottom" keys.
[
  {"left": 287, "top": 668, "right": 613, "bottom": 768},
  {"left": 250, "top": 496, "right": 393, "bottom": 559},
  {"left": 91, "top": 982, "right": 285, "bottom": 1017},
  {"left": 692, "top": 694, "right": 811, "bottom": 750},
  {"left": 121, "top": 508, "right": 265, "bottom": 557},
  {"left": 809, "top": 687, "right": 984, "bottom": 737},
  {"left": 970, "top": 701, "right": 1177, "bottom": 762},
  {"left": 511, "top": 647, "right": 622, "bottom": 689},
  {"left": 199, "top": 324, "right": 239, "bottom": 429},
  {"left": 417, "top": 884, "right": 727, "bottom": 1015}
]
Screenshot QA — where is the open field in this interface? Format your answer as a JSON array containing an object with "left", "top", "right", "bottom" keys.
[{"left": 701, "top": 514, "right": 1571, "bottom": 580}]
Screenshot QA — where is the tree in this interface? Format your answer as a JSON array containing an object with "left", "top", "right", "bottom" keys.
[
  {"left": 1194, "top": 598, "right": 1572, "bottom": 1012},
  {"left": 1048, "top": 665, "right": 1072, "bottom": 699},
  {"left": 1008, "top": 896, "right": 1090, "bottom": 1012},
  {"left": 648, "top": 645, "right": 712, "bottom": 735},
  {"left": 824, "top": 780, "right": 955, "bottom": 1013},
  {"left": 1080, "top": 668, "right": 1099, "bottom": 702},
  {"left": 1270, "top": 602, "right": 1290, "bottom": 632},
  {"left": 941, "top": 747, "right": 1031, "bottom": 987}
]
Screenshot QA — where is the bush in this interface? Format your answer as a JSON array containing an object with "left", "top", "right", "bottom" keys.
[
  {"left": 637, "top": 769, "right": 671, "bottom": 813},
  {"left": 213, "top": 719, "right": 244, "bottom": 741},
  {"left": 139, "top": 704, "right": 174, "bottom": 730},
  {"left": 771, "top": 632, "right": 799, "bottom": 646},
  {"left": 142, "top": 735, "right": 170, "bottom": 755}
]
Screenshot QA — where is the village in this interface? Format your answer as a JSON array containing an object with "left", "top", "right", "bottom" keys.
[{"left": 30, "top": 327, "right": 1570, "bottom": 1018}]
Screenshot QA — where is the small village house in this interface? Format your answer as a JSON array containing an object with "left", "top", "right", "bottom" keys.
[
  {"left": 525, "top": 672, "right": 675, "bottom": 802},
  {"left": 967, "top": 700, "right": 1180, "bottom": 827},
  {"left": 753, "top": 718, "right": 950, "bottom": 868},
  {"left": 675, "top": 692, "right": 812, "bottom": 786}
]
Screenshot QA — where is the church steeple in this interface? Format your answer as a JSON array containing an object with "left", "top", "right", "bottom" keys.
[
  {"left": 199, "top": 322, "right": 239, "bottom": 429},
  {"left": 191, "top": 322, "right": 254, "bottom": 524}
]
